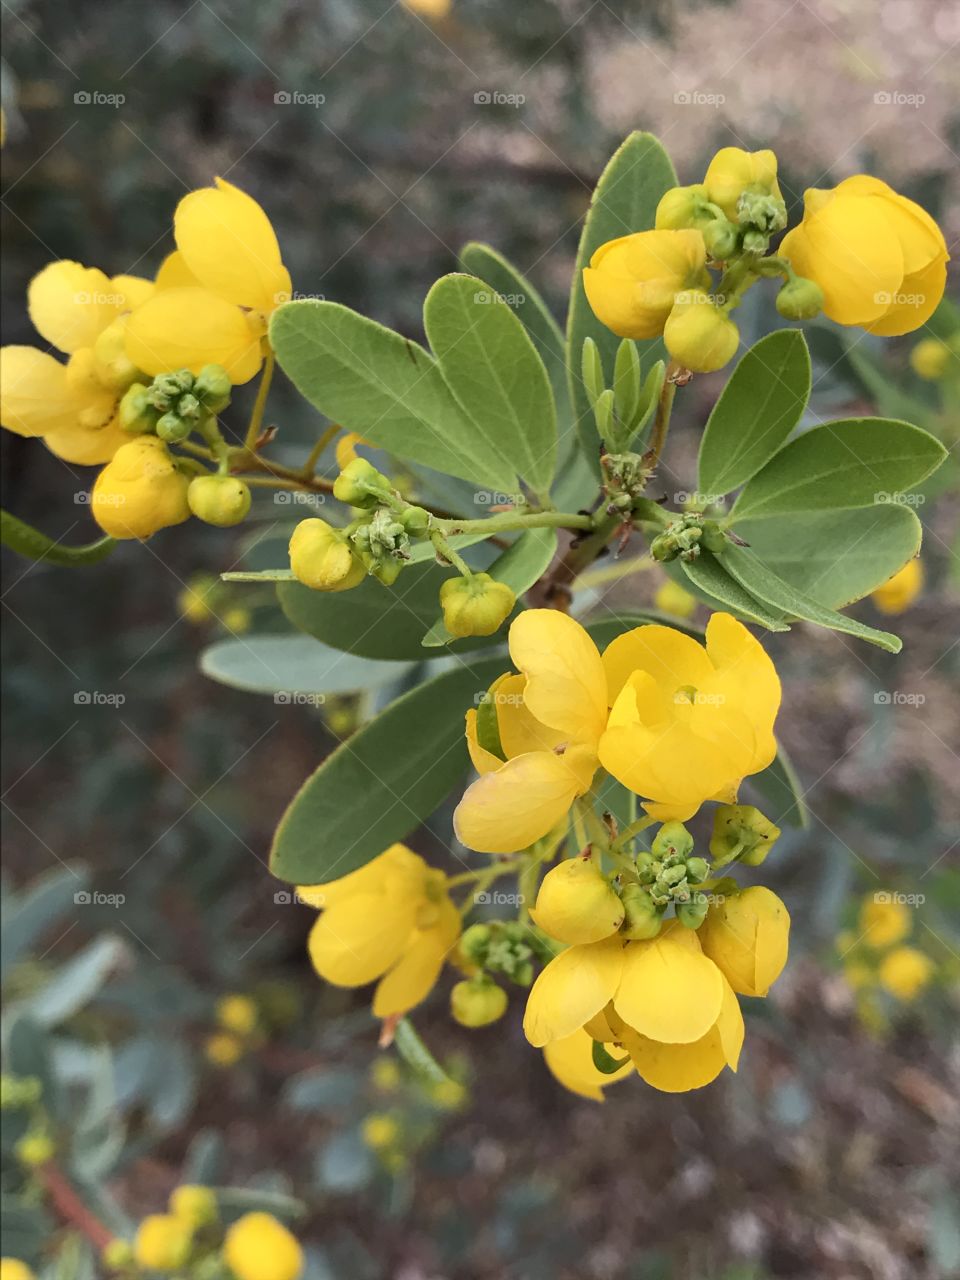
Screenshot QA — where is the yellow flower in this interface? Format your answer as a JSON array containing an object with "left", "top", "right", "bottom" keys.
[
  {"left": 134, "top": 1214, "right": 193, "bottom": 1272},
  {"left": 663, "top": 290, "right": 739, "bottom": 373},
  {"left": 216, "top": 994, "right": 258, "bottom": 1035},
  {"left": 523, "top": 924, "right": 745, "bottom": 1093},
  {"left": 440, "top": 572, "right": 516, "bottom": 638},
  {"left": 334, "top": 431, "right": 371, "bottom": 470},
  {"left": 301, "top": 844, "right": 460, "bottom": 1019},
  {"left": 126, "top": 179, "right": 290, "bottom": 385},
  {"left": 542, "top": 1026, "right": 633, "bottom": 1101},
  {"left": 531, "top": 856, "right": 624, "bottom": 945},
  {"left": 223, "top": 1213, "right": 304, "bottom": 1280},
  {"left": 205, "top": 1032, "right": 245, "bottom": 1067},
  {"left": 599, "top": 611, "right": 780, "bottom": 822},
  {"left": 0, "top": 262, "right": 152, "bottom": 463},
  {"left": 0, "top": 1261, "right": 35, "bottom": 1280},
  {"left": 653, "top": 579, "right": 696, "bottom": 620},
  {"left": 871, "top": 559, "right": 923, "bottom": 615},
  {"left": 361, "top": 1113, "right": 401, "bottom": 1151},
  {"left": 454, "top": 612, "right": 607, "bottom": 853},
  {"left": 859, "top": 895, "right": 911, "bottom": 948},
  {"left": 178, "top": 574, "right": 218, "bottom": 623},
  {"left": 779, "top": 176, "right": 948, "bottom": 335},
  {"left": 582, "top": 229, "right": 709, "bottom": 339},
  {"left": 910, "top": 337, "right": 954, "bottom": 381},
  {"left": 703, "top": 147, "right": 781, "bottom": 222},
  {"left": 878, "top": 946, "right": 934, "bottom": 1001},
  {"left": 289, "top": 518, "right": 366, "bottom": 592},
  {"left": 698, "top": 886, "right": 790, "bottom": 997},
  {"left": 91, "top": 436, "right": 191, "bottom": 540},
  {"left": 169, "top": 1185, "right": 218, "bottom": 1229}
]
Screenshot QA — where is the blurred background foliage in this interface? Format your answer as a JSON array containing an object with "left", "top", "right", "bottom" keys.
[{"left": 1, "top": 1, "right": 959, "bottom": 1277}]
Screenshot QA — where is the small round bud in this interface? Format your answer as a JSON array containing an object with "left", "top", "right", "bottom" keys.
[
  {"left": 193, "top": 364, "right": 232, "bottom": 413},
  {"left": 652, "top": 821, "right": 694, "bottom": 860},
  {"left": 650, "top": 532, "right": 680, "bottom": 562},
  {"left": 709, "top": 804, "right": 780, "bottom": 867},
  {"left": 439, "top": 572, "right": 515, "bottom": 638},
  {"left": 361, "top": 1112, "right": 401, "bottom": 1151},
  {"left": 909, "top": 337, "right": 952, "bottom": 381},
  {"left": 619, "top": 884, "right": 663, "bottom": 940},
  {"left": 368, "top": 557, "right": 402, "bottom": 587},
  {"left": 654, "top": 183, "right": 710, "bottom": 230},
  {"left": 176, "top": 392, "right": 202, "bottom": 421},
  {"left": 204, "top": 1032, "right": 244, "bottom": 1067},
  {"left": 634, "top": 850, "right": 657, "bottom": 883},
  {"left": 289, "top": 518, "right": 366, "bottom": 592},
  {"left": 215, "top": 994, "right": 258, "bottom": 1035},
  {"left": 741, "top": 228, "right": 769, "bottom": 255},
  {"left": 653, "top": 579, "right": 697, "bottom": 620},
  {"left": 15, "top": 1132, "right": 54, "bottom": 1167},
  {"left": 119, "top": 383, "right": 158, "bottom": 434},
  {"left": 156, "top": 412, "right": 191, "bottom": 444},
  {"left": 458, "top": 923, "right": 491, "bottom": 966},
  {"left": 701, "top": 218, "right": 739, "bottom": 260},
  {"left": 223, "top": 1213, "right": 304, "bottom": 1280},
  {"left": 400, "top": 506, "right": 430, "bottom": 537},
  {"left": 776, "top": 276, "right": 825, "bottom": 321},
  {"left": 450, "top": 978, "right": 508, "bottom": 1027},
  {"left": 169, "top": 1184, "right": 218, "bottom": 1229},
  {"left": 664, "top": 292, "right": 739, "bottom": 373},
  {"left": 532, "top": 857, "right": 625, "bottom": 945},
  {"left": 134, "top": 1214, "right": 193, "bottom": 1272},
  {"left": 333, "top": 458, "right": 389, "bottom": 508},
  {"left": 187, "top": 475, "right": 252, "bottom": 527},
  {"left": 676, "top": 894, "right": 709, "bottom": 929}
]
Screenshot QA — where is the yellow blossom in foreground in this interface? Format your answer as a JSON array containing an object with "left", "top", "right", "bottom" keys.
[
  {"left": 455, "top": 611, "right": 780, "bottom": 852},
  {"left": 780, "top": 176, "right": 948, "bottom": 335},
  {"left": 0, "top": 262, "right": 152, "bottom": 463},
  {"left": 91, "top": 436, "right": 191, "bottom": 540},
  {"left": 582, "top": 229, "right": 709, "bottom": 339},
  {"left": 698, "top": 886, "right": 790, "bottom": 997},
  {"left": 878, "top": 946, "right": 934, "bottom": 1001},
  {"left": 223, "top": 1213, "right": 303, "bottom": 1280},
  {"left": 871, "top": 559, "right": 923, "bottom": 615},
  {"left": 127, "top": 178, "right": 291, "bottom": 385},
  {"left": 859, "top": 895, "right": 911, "bottom": 948},
  {"left": 301, "top": 844, "right": 459, "bottom": 1018},
  {"left": 542, "top": 1026, "right": 633, "bottom": 1101}
]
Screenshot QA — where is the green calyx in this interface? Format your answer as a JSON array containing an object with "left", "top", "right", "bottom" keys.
[
  {"left": 709, "top": 804, "right": 781, "bottom": 867},
  {"left": 650, "top": 513, "right": 726, "bottom": 563}
]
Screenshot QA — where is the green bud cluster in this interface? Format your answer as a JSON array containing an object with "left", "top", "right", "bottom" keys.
[
  {"left": 351, "top": 507, "right": 410, "bottom": 585},
  {"left": 650, "top": 513, "right": 726, "bottom": 562},
  {"left": 622, "top": 821, "right": 712, "bottom": 930},
  {"left": 119, "top": 365, "right": 232, "bottom": 442},
  {"left": 459, "top": 921, "right": 535, "bottom": 986},
  {"left": 737, "top": 188, "right": 788, "bottom": 235}
]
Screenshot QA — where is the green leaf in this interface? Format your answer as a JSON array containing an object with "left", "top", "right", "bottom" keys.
[
  {"left": 277, "top": 559, "right": 504, "bottom": 661},
  {"left": 733, "top": 505, "right": 922, "bottom": 608},
  {"left": 394, "top": 1019, "right": 455, "bottom": 1086},
  {"left": 681, "top": 555, "right": 791, "bottom": 632},
  {"left": 1, "top": 864, "right": 89, "bottom": 983},
  {"left": 567, "top": 132, "right": 677, "bottom": 461},
  {"left": 423, "top": 274, "right": 557, "bottom": 497},
  {"left": 421, "top": 528, "right": 558, "bottom": 648},
  {"left": 591, "top": 1039, "right": 630, "bottom": 1074},
  {"left": 698, "top": 331, "right": 811, "bottom": 496},
  {"left": 747, "top": 743, "right": 809, "bottom": 830},
  {"left": 458, "top": 241, "right": 571, "bottom": 439},
  {"left": 718, "top": 545, "right": 902, "bottom": 652},
  {"left": 1, "top": 510, "right": 115, "bottom": 567},
  {"left": 270, "top": 657, "right": 506, "bottom": 882},
  {"left": 269, "top": 300, "right": 517, "bottom": 492},
  {"left": 200, "top": 635, "right": 414, "bottom": 695},
  {"left": 730, "top": 418, "right": 947, "bottom": 521}
]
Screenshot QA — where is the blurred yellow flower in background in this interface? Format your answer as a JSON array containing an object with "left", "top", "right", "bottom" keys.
[
  {"left": 878, "top": 946, "right": 934, "bottom": 1001},
  {"left": 871, "top": 559, "right": 923, "bottom": 615},
  {"left": 859, "top": 895, "right": 911, "bottom": 948}
]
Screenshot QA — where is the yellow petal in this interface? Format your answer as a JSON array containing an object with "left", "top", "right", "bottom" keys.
[
  {"left": 699, "top": 886, "right": 790, "bottom": 997},
  {"left": 494, "top": 673, "right": 566, "bottom": 758},
  {"left": 453, "top": 747, "right": 595, "bottom": 854},
  {"left": 464, "top": 709, "right": 503, "bottom": 775},
  {"left": 619, "top": 977, "right": 744, "bottom": 1092},
  {"left": 0, "top": 346, "right": 78, "bottom": 437},
  {"left": 111, "top": 274, "right": 154, "bottom": 311},
  {"left": 298, "top": 844, "right": 425, "bottom": 910},
  {"left": 523, "top": 938, "right": 625, "bottom": 1048},
  {"left": 155, "top": 251, "right": 202, "bottom": 291},
  {"left": 508, "top": 610, "right": 607, "bottom": 746},
  {"left": 613, "top": 924, "right": 724, "bottom": 1043},
  {"left": 372, "top": 898, "right": 460, "bottom": 1018},
  {"left": 124, "top": 287, "right": 263, "bottom": 384},
  {"left": 601, "top": 622, "right": 715, "bottom": 705},
  {"left": 174, "top": 177, "right": 290, "bottom": 314},
  {"left": 307, "top": 892, "right": 415, "bottom": 987},
  {"left": 27, "top": 262, "right": 124, "bottom": 354},
  {"left": 542, "top": 1026, "right": 632, "bottom": 1100},
  {"left": 46, "top": 415, "right": 129, "bottom": 466},
  {"left": 864, "top": 254, "right": 948, "bottom": 336}
]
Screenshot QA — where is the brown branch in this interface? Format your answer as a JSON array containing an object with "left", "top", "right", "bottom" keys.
[{"left": 39, "top": 1162, "right": 114, "bottom": 1250}]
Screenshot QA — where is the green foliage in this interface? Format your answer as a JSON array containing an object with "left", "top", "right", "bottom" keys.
[
  {"left": 200, "top": 635, "right": 415, "bottom": 696},
  {"left": 1, "top": 510, "right": 115, "bottom": 567}
]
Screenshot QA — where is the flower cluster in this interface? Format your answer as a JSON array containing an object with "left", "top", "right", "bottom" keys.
[
  {"left": 837, "top": 893, "right": 939, "bottom": 1032},
  {"left": 584, "top": 146, "right": 948, "bottom": 372}
]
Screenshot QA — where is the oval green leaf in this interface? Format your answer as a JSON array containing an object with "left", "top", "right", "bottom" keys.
[{"left": 200, "top": 634, "right": 415, "bottom": 695}]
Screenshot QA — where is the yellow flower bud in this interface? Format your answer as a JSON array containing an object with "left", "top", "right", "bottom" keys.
[
  {"left": 439, "top": 572, "right": 515, "bottom": 638},
  {"left": 204, "top": 1032, "right": 245, "bottom": 1067},
  {"left": 858, "top": 894, "right": 911, "bottom": 948},
  {"left": 655, "top": 184, "right": 710, "bottom": 230},
  {"left": 370, "top": 1057, "right": 401, "bottom": 1093},
  {"left": 0, "top": 1261, "right": 35, "bottom": 1280},
  {"left": 333, "top": 457, "right": 389, "bottom": 508},
  {"left": 118, "top": 382, "right": 157, "bottom": 435},
  {"left": 779, "top": 175, "right": 948, "bottom": 335},
  {"left": 134, "top": 1214, "right": 193, "bottom": 1272},
  {"left": 187, "top": 474, "right": 252, "bottom": 527},
  {"left": 169, "top": 1184, "right": 218, "bottom": 1229},
  {"left": 878, "top": 946, "right": 933, "bottom": 1001},
  {"left": 14, "top": 1133, "right": 54, "bottom": 1167},
  {"left": 450, "top": 977, "right": 508, "bottom": 1027},
  {"left": 216, "top": 994, "right": 258, "bottom": 1035},
  {"left": 698, "top": 885, "right": 790, "bottom": 997},
  {"left": 223, "top": 1213, "right": 304, "bottom": 1280},
  {"left": 222, "top": 607, "right": 251, "bottom": 634},
  {"left": 709, "top": 804, "right": 781, "bottom": 867},
  {"left": 101, "top": 1239, "right": 134, "bottom": 1271},
  {"left": 618, "top": 884, "right": 663, "bottom": 941},
  {"left": 703, "top": 147, "right": 781, "bottom": 222},
  {"left": 909, "top": 337, "right": 953, "bottom": 381},
  {"left": 93, "top": 317, "right": 141, "bottom": 392},
  {"left": 663, "top": 291, "right": 739, "bottom": 373},
  {"left": 288, "top": 518, "right": 366, "bottom": 592},
  {"left": 775, "top": 276, "right": 825, "bottom": 321},
  {"left": 583, "top": 229, "right": 710, "bottom": 340},
  {"left": 91, "top": 437, "right": 191, "bottom": 540},
  {"left": 361, "top": 1112, "right": 401, "bottom": 1151},
  {"left": 870, "top": 559, "right": 922, "bottom": 615},
  {"left": 653, "top": 579, "right": 697, "bottom": 620},
  {"left": 532, "top": 856, "right": 625, "bottom": 945}
]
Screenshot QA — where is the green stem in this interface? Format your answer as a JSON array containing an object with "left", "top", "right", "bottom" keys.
[
  {"left": 612, "top": 815, "right": 657, "bottom": 853},
  {"left": 300, "top": 423, "right": 341, "bottom": 478},
  {"left": 244, "top": 349, "right": 275, "bottom": 453},
  {"left": 646, "top": 370, "right": 678, "bottom": 467},
  {"left": 430, "top": 529, "right": 473, "bottom": 577},
  {"left": 393, "top": 1020, "right": 453, "bottom": 1086},
  {"left": 436, "top": 510, "right": 594, "bottom": 538}
]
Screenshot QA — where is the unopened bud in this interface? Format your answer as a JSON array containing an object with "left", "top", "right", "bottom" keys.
[
  {"left": 439, "top": 572, "right": 515, "bottom": 638},
  {"left": 156, "top": 411, "right": 191, "bottom": 444},
  {"left": 701, "top": 218, "right": 739, "bottom": 260},
  {"left": 776, "top": 276, "right": 825, "bottom": 321},
  {"left": 655, "top": 183, "right": 710, "bottom": 230},
  {"left": 119, "top": 383, "right": 158, "bottom": 434},
  {"left": 652, "top": 820, "right": 694, "bottom": 860},
  {"left": 709, "top": 804, "right": 781, "bottom": 867},
  {"left": 400, "top": 506, "right": 430, "bottom": 537},
  {"left": 193, "top": 364, "right": 232, "bottom": 413},
  {"left": 289, "top": 518, "right": 366, "bottom": 592},
  {"left": 700, "top": 519, "right": 726, "bottom": 553},
  {"left": 664, "top": 292, "right": 739, "bottom": 373},
  {"left": 910, "top": 337, "right": 954, "bottom": 381},
  {"left": 619, "top": 884, "right": 663, "bottom": 940},
  {"left": 737, "top": 189, "right": 787, "bottom": 232},
  {"left": 333, "top": 458, "right": 390, "bottom": 508},
  {"left": 685, "top": 856, "right": 709, "bottom": 883},
  {"left": 676, "top": 893, "right": 709, "bottom": 929},
  {"left": 532, "top": 856, "right": 624, "bottom": 945},
  {"left": 450, "top": 978, "right": 508, "bottom": 1027}
]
